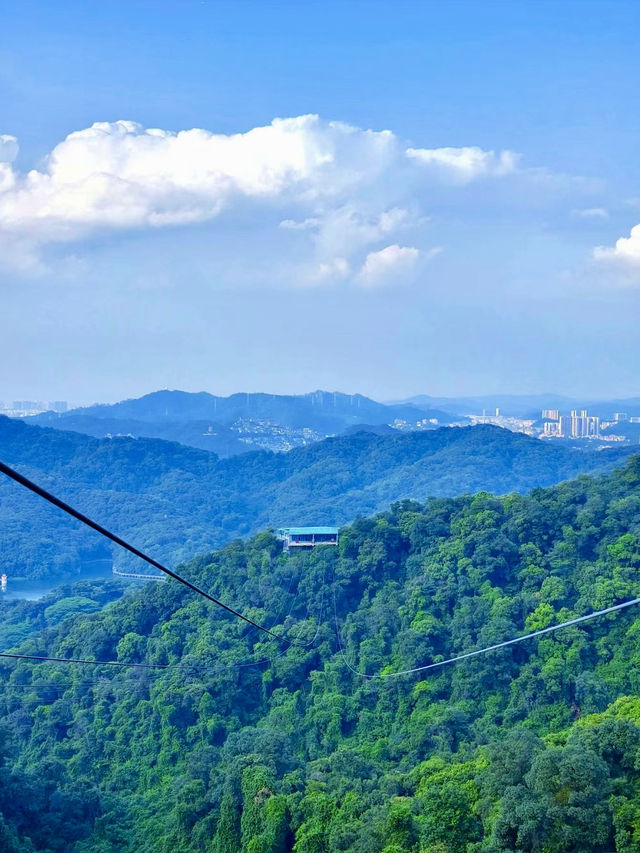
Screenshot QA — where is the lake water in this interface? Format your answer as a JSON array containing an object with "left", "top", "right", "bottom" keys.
[{"left": 0, "top": 561, "right": 116, "bottom": 602}]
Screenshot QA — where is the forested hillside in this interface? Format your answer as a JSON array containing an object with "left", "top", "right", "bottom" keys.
[
  {"left": 2, "top": 458, "right": 640, "bottom": 851},
  {"left": 0, "top": 416, "right": 633, "bottom": 580},
  {"left": 25, "top": 413, "right": 253, "bottom": 457}
]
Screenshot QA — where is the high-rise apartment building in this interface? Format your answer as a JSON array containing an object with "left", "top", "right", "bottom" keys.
[{"left": 555, "top": 410, "right": 600, "bottom": 438}]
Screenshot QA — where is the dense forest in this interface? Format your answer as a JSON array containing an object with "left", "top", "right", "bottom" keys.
[
  {"left": 2, "top": 457, "right": 640, "bottom": 850},
  {"left": 0, "top": 416, "right": 634, "bottom": 580}
]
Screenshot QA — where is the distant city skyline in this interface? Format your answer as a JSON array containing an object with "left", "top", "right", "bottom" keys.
[{"left": 2, "top": 1, "right": 640, "bottom": 401}]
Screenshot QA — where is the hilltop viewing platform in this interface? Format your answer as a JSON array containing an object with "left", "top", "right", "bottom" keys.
[{"left": 276, "top": 526, "right": 339, "bottom": 550}]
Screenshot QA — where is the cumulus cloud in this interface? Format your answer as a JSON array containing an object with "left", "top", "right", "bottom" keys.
[
  {"left": 594, "top": 223, "right": 640, "bottom": 267},
  {"left": 357, "top": 244, "right": 420, "bottom": 286},
  {"left": 406, "top": 145, "right": 519, "bottom": 182},
  {"left": 1, "top": 115, "right": 579, "bottom": 286},
  {"left": 0, "top": 116, "right": 400, "bottom": 242},
  {"left": 0, "top": 117, "right": 525, "bottom": 245}
]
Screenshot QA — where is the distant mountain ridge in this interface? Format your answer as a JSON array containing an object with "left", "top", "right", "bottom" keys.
[
  {"left": 0, "top": 415, "right": 634, "bottom": 581},
  {"left": 32, "top": 388, "right": 455, "bottom": 426},
  {"left": 26, "top": 389, "right": 458, "bottom": 455}
]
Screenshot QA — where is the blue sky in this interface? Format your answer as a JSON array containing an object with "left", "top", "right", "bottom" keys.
[{"left": 2, "top": 0, "right": 640, "bottom": 402}]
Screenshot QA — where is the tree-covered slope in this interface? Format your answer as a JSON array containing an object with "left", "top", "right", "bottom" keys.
[
  {"left": 0, "top": 416, "right": 633, "bottom": 579},
  {"left": 3, "top": 459, "right": 640, "bottom": 850},
  {"left": 24, "top": 413, "right": 252, "bottom": 457}
]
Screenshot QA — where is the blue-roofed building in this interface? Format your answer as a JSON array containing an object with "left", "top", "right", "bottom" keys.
[{"left": 276, "top": 526, "right": 339, "bottom": 550}]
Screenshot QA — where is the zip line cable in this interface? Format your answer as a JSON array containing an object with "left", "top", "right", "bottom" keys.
[
  {"left": 0, "top": 459, "right": 326, "bottom": 676},
  {"left": 0, "top": 652, "right": 175, "bottom": 669},
  {"left": 9, "top": 457, "right": 637, "bottom": 682},
  {"left": 0, "top": 651, "right": 234, "bottom": 674},
  {"left": 333, "top": 585, "right": 640, "bottom": 679},
  {"left": 0, "top": 565, "right": 325, "bottom": 677},
  {"left": 0, "top": 459, "right": 290, "bottom": 644}
]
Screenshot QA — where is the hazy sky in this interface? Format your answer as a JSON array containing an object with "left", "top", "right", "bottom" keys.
[{"left": 2, "top": 0, "right": 640, "bottom": 403}]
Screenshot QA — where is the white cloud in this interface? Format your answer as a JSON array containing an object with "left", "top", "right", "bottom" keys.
[
  {"left": 279, "top": 217, "right": 321, "bottom": 230},
  {"left": 0, "top": 115, "right": 582, "bottom": 286},
  {"left": 0, "top": 136, "right": 19, "bottom": 195},
  {"left": 572, "top": 207, "right": 609, "bottom": 219},
  {"left": 0, "top": 116, "right": 398, "bottom": 242},
  {"left": 406, "top": 145, "right": 519, "bottom": 182},
  {"left": 311, "top": 205, "right": 412, "bottom": 257},
  {"left": 357, "top": 244, "right": 420, "bottom": 286},
  {"left": 0, "top": 164, "right": 16, "bottom": 195},
  {"left": 0, "top": 117, "right": 527, "bottom": 247},
  {"left": 0, "top": 135, "right": 18, "bottom": 163},
  {"left": 312, "top": 257, "right": 350, "bottom": 282},
  {"left": 594, "top": 223, "right": 640, "bottom": 267}
]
